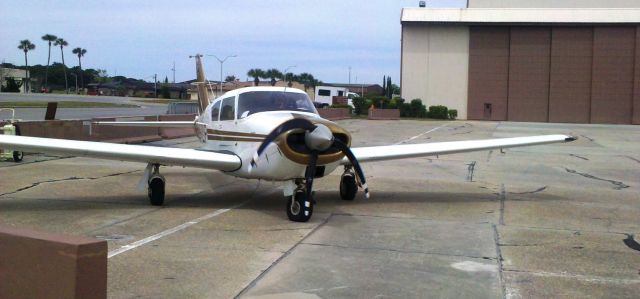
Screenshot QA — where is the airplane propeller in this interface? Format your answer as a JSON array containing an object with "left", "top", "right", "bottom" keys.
[{"left": 250, "top": 118, "right": 370, "bottom": 202}]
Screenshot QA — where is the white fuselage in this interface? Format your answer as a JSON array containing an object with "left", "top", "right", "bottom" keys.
[{"left": 196, "top": 87, "right": 342, "bottom": 181}]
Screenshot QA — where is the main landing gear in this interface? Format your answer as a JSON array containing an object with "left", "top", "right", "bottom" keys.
[
  {"left": 284, "top": 179, "right": 314, "bottom": 222},
  {"left": 339, "top": 167, "right": 358, "bottom": 201},
  {"left": 147, "top": 164, "right": 165, "bottom": 206}
]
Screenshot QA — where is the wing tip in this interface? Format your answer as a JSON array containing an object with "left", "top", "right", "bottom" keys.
[{"left": 565, "top": 136, "right": 578, "bottom": 142}]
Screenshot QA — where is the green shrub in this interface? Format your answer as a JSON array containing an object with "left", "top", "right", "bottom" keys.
[
  {"left": 369, "top": 95, "right": 390, "bottom": 109},
  {"left": 448, "top": 109, "right": 458, "bottom": 120},
  {"left": 388, "top": 97, "right": 404, "bottom": 109},
  {"left": 352, "top": 97, "right": 367, "bottom": 115},
  {"left": 400, "top": 103, "right": 412, "bottom": 117},
  {"left": 410, "top": 99, "right": 427, "bottom": 118},
  {"left": 427, "top": 105, "right": 448, "bottom": 119}
]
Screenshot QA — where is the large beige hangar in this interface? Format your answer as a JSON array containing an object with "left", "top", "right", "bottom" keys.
[{"left": 401, "top": 0, "right": 640, "bottom": 124}]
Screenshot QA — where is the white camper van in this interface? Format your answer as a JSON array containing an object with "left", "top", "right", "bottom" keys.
[{"left": 314, "top": 86, "right": 358, "bottom": 108}]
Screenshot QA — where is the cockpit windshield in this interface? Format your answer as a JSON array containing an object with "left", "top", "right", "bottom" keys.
[{"left": 237, "top": 91, "right": 317, "bottom": 118}]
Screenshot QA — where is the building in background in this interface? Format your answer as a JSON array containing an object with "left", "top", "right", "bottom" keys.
[
  {"left": 0, "top": 68, "right": 29, "bottom": 93},
  {"left": 322, "top": 83, "right": 384, "bottom": 97},
  {"left": 401, "top": 0, "right": 640, "bottom": 124}
]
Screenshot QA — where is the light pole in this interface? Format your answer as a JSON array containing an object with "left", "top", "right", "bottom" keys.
[
  {"left": 70, "top": 73, "right": 78, "bottom": 94},
  {"left": 208, "top": 54, "right": 236, "bottom": 95},
  {"left": 284, "top": 65, "right": 296, "bottom": 87}
]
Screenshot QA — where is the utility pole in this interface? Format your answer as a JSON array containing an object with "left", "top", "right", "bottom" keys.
[
  {"left": 171, "top": 61, "right": 176, "bottom": 83},
  {"left": 348, "top": 66, "right": 351, "bottom": 85},
  {"left": 70, "top": 73, "right": 78, "bottom": 94},
  {"left": 153, "top": 74, "right": 157, "bottom": 98},
  {"left": 208, "top": 54, "right": 237, "bottom": 94}
]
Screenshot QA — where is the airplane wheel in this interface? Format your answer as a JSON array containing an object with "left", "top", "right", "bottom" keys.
[
  {"left": 286, "top": 189, "right": 313, "bottom": 222},
  {"left": 148, "top": 177, "right": 165, "bottom": 206},
  {"left": 339, "top": 173, "right": 357, "bottom": 201},
  {"left": 12, "top": 151, "right": 23, "bottom": 162}
]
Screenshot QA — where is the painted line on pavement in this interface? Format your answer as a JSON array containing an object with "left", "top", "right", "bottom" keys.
[
  {"left": 107, "top": 199, "right": 251, "bottom": 258},
  {"left": 394, "top": 123, "right": 449, "bottom": 145}
]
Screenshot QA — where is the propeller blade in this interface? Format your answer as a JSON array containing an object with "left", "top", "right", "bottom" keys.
[
  {"left": 304, "top": 151, "right": 319, "bottom": 202},
  {"left": 250, "top": 118, "right": 316, "bottom": 170},
  {"left": 334, "top": 139, "right": 370, "bottom": 198}
]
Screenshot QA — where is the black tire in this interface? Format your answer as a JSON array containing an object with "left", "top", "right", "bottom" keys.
[
  {"left": 286, "top": 190, "right": 313, "bottom": 222},
  {"left": 339, "top": 174, "right": 357, "bottom": 201},
  {"left": 12, "top": 151, "right": 23, "bottom": 162},
  {"left": 148, "top": 177, "right": 165, "bottom": 206}
]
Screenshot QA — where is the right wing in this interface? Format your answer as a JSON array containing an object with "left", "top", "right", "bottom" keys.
[
  {"left": 344, "top": 134, "right": 575, "bottom": 164},
  {"left": 0, "top": 135, "right": 240, "bottom": 171}
]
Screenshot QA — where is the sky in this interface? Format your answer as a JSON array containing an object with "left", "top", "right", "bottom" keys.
[{"left": 1, "top": 0, "right": 466, "bottom": 85}]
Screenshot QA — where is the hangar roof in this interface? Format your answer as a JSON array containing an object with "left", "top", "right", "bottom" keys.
[{"left": 401, "top": 8, "right": 640, "bottom": 25}]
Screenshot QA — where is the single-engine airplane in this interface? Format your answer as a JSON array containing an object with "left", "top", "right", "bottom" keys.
[{"left": 0, "top": 55, "right": 576, "bottom": 222}]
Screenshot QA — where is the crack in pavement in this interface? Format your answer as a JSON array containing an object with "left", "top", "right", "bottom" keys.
[
  {"left": 569, "top": 154, "right": 589, "bottom": 161},
  {"left": 564, "top": 168, "right": 629, "bottom": 190},
  {"left": 622, "top": 155, "right": 640, "bottom": 164},
  {"left": 509, "top": 186, "right": 547, "bottom": 195},
  {"left": 300, "top": 242, "right": 497, "bottom": 261},
  {"left": 504, "top": 269, "right": 640, "bottom": 285},
  {"left": 492, "top": 224, "right": 507, "bottom": 299},
  {"left": 0, "top": 170, "right": 140, "bottom": 197},
  {"left": 499, "top": 242, "right": 553, "bottom": 247},
  {"left": 0, "top": 155, "right": 73, "bottom": 168},
  {"left": 580, "top": 134, "right": 595, "bottom": 142},
  {"left": 499, "top": 184, "right": 506, "bottom": 226}
]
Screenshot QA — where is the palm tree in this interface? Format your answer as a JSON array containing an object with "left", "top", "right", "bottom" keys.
[
  {"left": 18, "top": 40, "right": 36, "bottom": 93},
  {"left": 265, "top": 68, "right": 283, "bottom": 86},
  {"left": 247, "top": 68, "right": 265, "bottom": 86},
  {"left": 41, "top": 34, "right": 57, "bottom": 91},
  {"left": 54, "top": 38, "right": 69, "bottom": 93},
  {"left": 298, "top": 72, "right": 314, "bottom": 91},
  {"left": 285, "top": 72, "right": 296, "bottom": 87},
  {"left": 72, "top": 47, "right": 87, "bottom": 92}
]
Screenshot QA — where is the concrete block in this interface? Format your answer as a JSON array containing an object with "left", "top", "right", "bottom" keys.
[{"left": 0, "top": 225, "right": 107, "bottom": 299}]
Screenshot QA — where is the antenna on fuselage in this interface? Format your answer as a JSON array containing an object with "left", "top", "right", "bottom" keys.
[{"left": 189, "top": 54, "right": 210, "bottom": 113}]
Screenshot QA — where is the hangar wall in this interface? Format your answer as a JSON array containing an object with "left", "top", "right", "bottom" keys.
[
  {"left": 401, "top": 24, "right": 469, "bottom": 119},
  {"left": 468, "top": 0, "right": 640, "bottom": 8},
  {"left": 467, "top": 27, "right": 509, "bottom": 121},
  {"left": 467, "top": 25, "right": 640, "bottom": 124},
  {"left": 548, "top": 27, "right": 593, "bottom": 123}
]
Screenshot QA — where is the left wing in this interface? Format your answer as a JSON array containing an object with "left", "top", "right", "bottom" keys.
[
  {"left": 343, "top": 134, "right": 575, "bottom": 164},
  {"left": 0, "top": 135, "right": 240, "bottom": 171},
  {"left": 93, "top": 121, "right": 196, "bottom": 127}
]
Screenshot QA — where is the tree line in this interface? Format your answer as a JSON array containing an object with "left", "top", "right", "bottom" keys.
[
  {"left": 11, "top": 34, "right": 88, "bottom": 93},
  {"left": 246, "top": 68, "right": 322, "bottom": 92}
]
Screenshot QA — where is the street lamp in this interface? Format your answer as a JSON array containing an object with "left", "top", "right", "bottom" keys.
[
  {"left": 284, "top": 65, "right": 296, "bottom": 87},
  {"left": 70, "top": 73, "right": 78, "bottom": 94},
  {"left": 207, "top": 54, "right": 237, "bottom": 95}
]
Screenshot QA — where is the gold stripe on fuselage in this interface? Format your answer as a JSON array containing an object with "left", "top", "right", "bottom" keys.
[
  {"left": 207, "top": 134, "right": 264, "bottom": 142},
  {"left": 206, "top": 129, "right": 267, "bottom": 138}
]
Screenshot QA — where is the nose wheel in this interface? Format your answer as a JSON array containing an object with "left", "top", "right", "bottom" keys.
[{"left": 286, "top": 182, "right": 314, "bottom": 222}]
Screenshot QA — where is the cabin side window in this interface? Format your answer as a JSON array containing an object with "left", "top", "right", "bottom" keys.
[
  {"left": 220, "top": 97, "right": 236, "bottom": 121},
  {"left": 211, "top": 100, "right": 221, "bottom": 121}
]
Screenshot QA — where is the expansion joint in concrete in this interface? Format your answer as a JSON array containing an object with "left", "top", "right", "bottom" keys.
[{"left": 234, "top": 213, "right": 334, "bottom": 298}]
